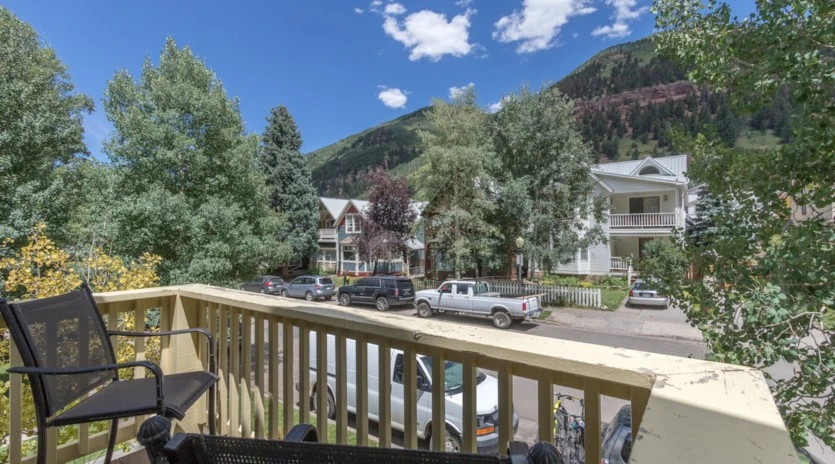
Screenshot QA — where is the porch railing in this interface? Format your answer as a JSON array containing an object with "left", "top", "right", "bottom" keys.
[
  {"left": 610, "top": 257, "right": 629, "bottom": 271},
  {"left": 318, "top": 228, "right": 337, "bottom": 241},
  {"left": 610, "top": 212, "right": 676, "bottom": 228},
  {"left": 1, "top": 285, "right": 797, "bottom": 464}
]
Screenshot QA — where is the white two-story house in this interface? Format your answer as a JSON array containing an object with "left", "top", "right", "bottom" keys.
[{"left": 553, "top": 155, "right": 691, "bottom": 275}]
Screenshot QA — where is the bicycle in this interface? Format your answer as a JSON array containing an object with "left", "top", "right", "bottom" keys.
[{"left": 553, "top": 393, "right": 586, "bottom": 464}]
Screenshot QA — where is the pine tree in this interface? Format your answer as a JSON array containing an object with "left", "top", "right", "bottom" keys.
[{"left": 259, "top": 105, "right": 319, "bottom": 262}]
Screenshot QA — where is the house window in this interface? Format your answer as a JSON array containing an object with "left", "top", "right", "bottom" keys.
[
  {"left": 801, "top": 205, "right": 807, "bottom": 216},
  {"left": 639, "top": 166, "right": 661, "bottom": 175},
  {"left": 345, "top": 214, "right": 361, "bottom": 234},
  {"left": 343, "top": 246, "right": 357, "bottom": 261},
  {"left": 316, "top": 249, "right": 337, "bottom": 262},
  {"left": 580, "top": 248, "right": 589, "bottom": 263}
]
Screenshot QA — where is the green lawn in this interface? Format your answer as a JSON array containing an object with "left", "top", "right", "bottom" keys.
[
  {"left": 824, "top": 310, "right": 835, "bottom": 331},
  {"left": 601, "top": 288, "right": 627, "bottom": 311}
]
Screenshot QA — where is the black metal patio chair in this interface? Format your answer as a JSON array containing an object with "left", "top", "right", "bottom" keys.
[{"left": 0, "top": 284, "right": 218, "bottom": 464}]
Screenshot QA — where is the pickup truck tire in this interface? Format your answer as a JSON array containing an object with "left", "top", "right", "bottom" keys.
[
  {"left": 492, "top": 310, "right": 513, "bottom": 329},
  {"left": 416, "top": 302, "right": 432, "bottom": 318},
  {"left": 375, "top": 296, "right": 390, "bottom": 312}
]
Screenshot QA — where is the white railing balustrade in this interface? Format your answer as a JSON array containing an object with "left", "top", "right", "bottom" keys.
[
  {"left": 609, "top": 212, "right": 677, "bottom": 228},
  {"left": 318, "top": 228, "right": 337, "bottom": 241},
  {"left": 610, "top": 257, "right": 629, "bottom": 271}
]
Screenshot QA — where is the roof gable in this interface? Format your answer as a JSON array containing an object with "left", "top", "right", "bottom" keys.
[{"left": 629, "top": 157, "right": 675, "bottom": 177}]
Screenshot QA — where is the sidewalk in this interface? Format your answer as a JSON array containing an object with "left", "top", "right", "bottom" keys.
[{"left": 543, "top": 304, "right": 704, "bottom": 342}]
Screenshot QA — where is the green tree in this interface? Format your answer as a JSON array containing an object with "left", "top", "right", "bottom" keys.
[
  {"left": 259, "top": 105, "right": 319, "bottom": 262},
  {"left": 412, "top": 88, "right": 499, "bottom": 279},
  {"left": 653, "top": 0, "right": 835, "bottom": 447},
  {"left": 491, "top": 85, "right": 606, "bottom": 278},
  {"left": 0, "top": 7, "right": 93, "bottom": 244},
  {"left": 104, "top": 38, "right": 289, "bottom": 285}
]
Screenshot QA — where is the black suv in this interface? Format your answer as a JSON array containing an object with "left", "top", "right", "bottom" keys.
[{"left": 337, "top": 276, "right": 415, "bottom": 311}]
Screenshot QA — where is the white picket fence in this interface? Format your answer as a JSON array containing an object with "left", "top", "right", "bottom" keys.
[{"left": 412, "top": 279, "right": 603, "bottom": 309}]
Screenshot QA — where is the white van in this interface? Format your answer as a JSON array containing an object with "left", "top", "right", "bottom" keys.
[{"left": 308, "top": 333, "right": 518, "bottom": 454}]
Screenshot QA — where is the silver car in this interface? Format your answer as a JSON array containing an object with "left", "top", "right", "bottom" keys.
[
  {"left": 627, "top": 279, "right": 668, "bottom": 308},
  {"left": 279, "top": 275, "right": 336, "bottom": 301}
]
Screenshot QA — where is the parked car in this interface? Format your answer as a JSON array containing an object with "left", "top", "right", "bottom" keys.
[
  {"left": 279, "top": 275, "right": 336, "bottom": 301},
  {"left": 306, "top": 332, "right": 518, "bottom": 454},
  {"left": 601, "top": 405, "right": 632, "bottom": 464},
  {"left": 240, "top": 275, "right": 284, "bottom": 294},
  {"left": 626, "top": 279, "right": 669, "bottom": 308},
  {"left": 337, "top": 276, "right": 415, "bottom": 311},
  {"left": 414, "top": 281, "right": 542, "bottom": 329}
]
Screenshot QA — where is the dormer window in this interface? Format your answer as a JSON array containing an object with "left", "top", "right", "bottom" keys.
[{"left": 639, "top": 166, "right": 661, "bottom": 175}]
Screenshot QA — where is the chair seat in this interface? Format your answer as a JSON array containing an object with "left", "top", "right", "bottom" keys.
[{"left": 51, "top": 371, "right": 218, "bottom": 427}]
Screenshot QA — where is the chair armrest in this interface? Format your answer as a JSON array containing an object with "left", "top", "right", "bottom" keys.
[
  {"left": 109, "top": 328, "right": 216, "bottom": 375},
  {"left": 9, "top": 360, "right": 166, "bottom": 415},
  {"left": 285, "top": 423, "right": 319, "bottom": 443}
]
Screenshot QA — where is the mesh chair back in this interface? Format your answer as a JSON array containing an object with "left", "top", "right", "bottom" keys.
[{"left": 1, "top": 286, "right": 117, "bottom": 417}]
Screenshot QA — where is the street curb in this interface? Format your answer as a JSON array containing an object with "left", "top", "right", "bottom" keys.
[{"left": 535, "top": 317, "right": 704, "bottom": 343}]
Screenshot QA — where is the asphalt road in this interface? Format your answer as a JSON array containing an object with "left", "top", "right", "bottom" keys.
[{"left": 246, "top": 294, "right": 706, "bottom": 446}]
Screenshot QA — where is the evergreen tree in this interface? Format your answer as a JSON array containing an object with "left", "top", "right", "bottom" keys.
[
  {"left": 259, "top": 105, "right": 319, "bottom": 262},
  {"left": 715, "top": 105, "right": 740, "bottom": 146}
]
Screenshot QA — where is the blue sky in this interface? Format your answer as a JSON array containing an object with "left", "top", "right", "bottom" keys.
[{"left": 5, "top": 0, "right": 753, "bottom": 158}]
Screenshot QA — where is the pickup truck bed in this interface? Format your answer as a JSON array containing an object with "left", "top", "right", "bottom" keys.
[{"left": 414, "top": 281, "right": 542, "bottom": 329}]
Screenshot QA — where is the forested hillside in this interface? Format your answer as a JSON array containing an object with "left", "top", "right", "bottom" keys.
[{"left": 307, "top": 37, "right": 791, "bottom": 197}]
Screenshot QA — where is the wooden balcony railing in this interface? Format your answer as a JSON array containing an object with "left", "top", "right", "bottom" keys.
[
  {"left": 318, "top": 228, "right": 337, "bottom": 241},
  {"left": 610, "top": 212, "right": 677, "bottom": 228},
  {"left": 1, "top": 285, "right": 798, "bottom": 464}
]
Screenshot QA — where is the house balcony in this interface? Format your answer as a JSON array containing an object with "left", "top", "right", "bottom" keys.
[
  {"left": 609, "top": 212, "right": 682, "bottom": 236},
  {"left": 318, "top": 228, "right": 337, "bottom": 242},
  {"left": 0, "top": 285, "right": 797, "bottom": 463}
]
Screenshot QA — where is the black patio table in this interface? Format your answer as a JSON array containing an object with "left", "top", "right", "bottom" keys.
[{"left": 139, "top": 417, "right": 555, "bottom": 464}]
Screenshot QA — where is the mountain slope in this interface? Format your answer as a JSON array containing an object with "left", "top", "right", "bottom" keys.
[{"left": 306, "top": 37, "right": 789, "bottom": 197}]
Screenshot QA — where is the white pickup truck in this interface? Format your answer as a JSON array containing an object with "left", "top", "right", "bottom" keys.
[{"left": 414, "top": 280, "right": 542, "bottom": 329}]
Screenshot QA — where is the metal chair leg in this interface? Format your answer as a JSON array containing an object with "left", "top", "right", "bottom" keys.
[
  {"left": 209, "top": 385, "right": 217, "bottom": 435},
  {"left": 36, "top": 424, "right": 47, "bottom": 464},
  {"left": 104, "top": 418, "right": 119, "bottom": 463}
]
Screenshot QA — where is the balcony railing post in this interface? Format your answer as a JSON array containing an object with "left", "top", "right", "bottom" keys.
[
  {"left": 315, "top": 327, "right": 329, "bottom": 443},
  {"left": 461, "top": 355, "right": 477, "bottom": 453},
  {"left": 335, "top": 332, "right": 348, "bottom": 444},
  {"left": 169, "top": 295, "right": 203, "bottom": 433},
  {"left": 498, "top": 361, "right": 514, "bottom": 455},
  {"left": 282, "top": 320, "right": 295, "bottom": 437},
  {"left": 241, "top": 309, "right": 252, "bottom": 438},
  {"left": 430, "top": 350, "right": 446, "bottom": 452},
  {"left": 537, "top": 370, "right": 552, "bottom": 443},
  {"left": 10, "top": 339, "right": 22, "bottom": 464},
  {"left": 298, "top": 322, "right": 310, "bottom": 425},
  {"left": 403, "top": 344, "right": 418, "bottom": 449},
  {"left": 268, "top": 316, "right": 280, "bottom": 440},
  {"left": 583, "top": 378, "right": 602, "bottom": 464},
  {"left": 377, "top": 338, "right": 392, "bottom": 447},
  {"left": 355, "top": 336, "right": 369, "bottom": 446}
]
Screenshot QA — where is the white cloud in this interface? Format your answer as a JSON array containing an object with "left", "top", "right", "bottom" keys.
[
  {"left": 493, "top": 0, "right": 596, "bottom": 54},
  {"left": 455, "top": 0, "right": 474, "bottom": 6},
  {"left": 384, "top": 2, "right": 407, "bottom": 15},
  {"left": 592, "top": 0, "right": 648, "bottom": 39},
  {"left": 383, "top": 9, "right": 476, "bottom": 61},
  {"left": 354, "top": 7, "right": 364, "bottom": 14},
  {"left": 486, "top": 96, "right": 511, "bottom": 113},
  {"left": 377, "top": 86, "right": 408, "bottom": 108},
  {"left": 572, "top": 32, "right": 579, "bottom": 38},
  {"left": 449, "top": 82, "right": 475, "bottom": 99},
  {"left": 591, "top": 22, "right": 630, "bottom": 38},
  {"left": 369, "top": 0, "right": 383, "bottom": 13}
]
